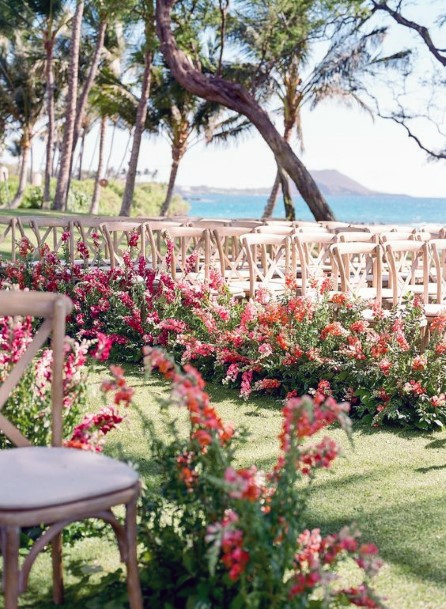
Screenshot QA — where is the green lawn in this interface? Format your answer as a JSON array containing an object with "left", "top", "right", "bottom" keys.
[{"left": 6, "top": 366, "right": 446, "bottom": 608}]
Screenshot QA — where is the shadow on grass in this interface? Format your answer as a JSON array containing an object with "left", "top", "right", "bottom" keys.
[{"left": 305, "top": 493, "right": 446, "bottom": 587}]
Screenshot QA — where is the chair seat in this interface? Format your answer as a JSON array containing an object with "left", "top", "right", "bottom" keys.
[{"left": 0, "top": 447, "right": 138, "bottom": 511}]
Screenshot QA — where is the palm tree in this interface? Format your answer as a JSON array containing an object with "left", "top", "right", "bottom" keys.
[
  {"left": 53, "top": 0, "right": 84, "bottom": 210},
  {"left": 148, "top": 67, "right": 221, "bottom": 216},
  {"left": 119, "top": 0, "right": 156, "bottom": 217},
  {"left": 0, "top": 34, "right": 46, "bottom": 207}
]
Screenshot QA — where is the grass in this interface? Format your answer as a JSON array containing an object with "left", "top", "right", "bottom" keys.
[{"left": 5, "top": 366, "right": 446, "bottom": 608}]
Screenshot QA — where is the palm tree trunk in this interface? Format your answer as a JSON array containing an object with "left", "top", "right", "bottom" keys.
[
  {"left": 278, "top": 166, "right": 295, "bottom": 221},
  {"left": 160, "top": 152, "right": 181, "bottom": 216},
  {"left": 105, "top": 122, "right": 117, "bottom": 177},
  {"left": 44, "top": 33, "right": 55, "bottom": 204},
  {"left": 90, "top": 116, "right": 107, "bottom": 214},
  {"left": 53, "top": 0, "right": 84, "bottom": 211},
  {"left": 119, "top": 48, "right": 153, "bottom": 216},
  {"left": 156, "top": 0, "right": 335, "bottom": 222},
  {"left": 262, "top": 170, "right": 281, "bottom": 219},
  {"left": 116, "top": 128, "right": 133, "bottom": 177},
  {"left": 263, "top": 125, "right": 293, "bottom": 219},
  {"left": 78, "top": 129, "right": 86, "bottom": 180},
  {"left": 10, "top": 132, "right": 30, "bottom": 209}
]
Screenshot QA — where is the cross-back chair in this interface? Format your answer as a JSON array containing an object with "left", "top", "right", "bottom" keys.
[
  {"left": 145, "top": 221, "right": 184, "bottom": 271},
  {"left": 0, "top": 291, "right": 142, "bottom": 609},
  {"left": 337, "top": 231, "right": 379, "bottom": 243},
  {"left": 100, "top": 221, "right": 147, "bottom": 269},
  {"left": 28, "top": 218, "right": 75, "bottom": 263},
  {"left": 242, "top": 233, "right": 292, "bottom": 298},
  {"left": 331, "top": 242, "right": 390, "bottom": 303},
  {"left": 293, "top": 233, "right": 338, "bottom": 297},
  {"left": 425, "top": 239, "right": 446, "bottom": 317},
  {"left": 383, "top": 240, "right": 434, "bottom": 306},
  {"left": 163, "top": 226, "right": 210, "bottom": 282},
  {"left": 0, "top": 218, "right": 19, "bottom": 263},
  {"left": 211, "top": 227, "right": 253, "bottom": 296}
]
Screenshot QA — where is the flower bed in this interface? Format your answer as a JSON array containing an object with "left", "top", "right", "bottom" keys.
[
  {"left": 3, "top": 241, "right": 446, "bottom": 430},
  {"left": 140, "top": 348, "right": 384, "bottom": 608}
]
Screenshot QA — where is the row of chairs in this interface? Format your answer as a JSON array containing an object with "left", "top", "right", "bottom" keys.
[
  {"left": 1, "top": 214, "right": 444, "bottom": 262},
  {"left": 2, "top": 215, "right": 446, "bottom": 313}
]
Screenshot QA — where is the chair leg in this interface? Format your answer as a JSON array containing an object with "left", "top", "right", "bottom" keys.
[
  {"left": 4, "top": 526, "right": 20, "bottom": 609},
  {"left": 124, "top": 496, "right": 143, "bottom": 609},
  {"left": 51, "top": 533, "right": 64, "bottom": 605}
]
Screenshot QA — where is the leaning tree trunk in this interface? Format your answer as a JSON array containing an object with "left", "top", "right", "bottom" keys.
[
  {"left": 90, "top": 116, "right": 107, "bottom": 214},
  {"left": 160, "top": 152, "right": 181, "bottom": 216},
  {"left": 53, "top": 0, "right": 84, "bottom": 210},
  {"left": 119, "top": 48, "right": 153, "bottom": 216},
  {"left": 10, "top": 133, "right": 31, "bottom": 209},
  {"left": 155, "top": 0, "right": 335, "bottom": 222},
  {"left": 44, "top": 32, "right": 56, "bottom": 205}
]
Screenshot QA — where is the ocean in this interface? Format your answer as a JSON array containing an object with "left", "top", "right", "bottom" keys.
[{"left": 188, "top": 194, "right": 446, "bottom": 225}]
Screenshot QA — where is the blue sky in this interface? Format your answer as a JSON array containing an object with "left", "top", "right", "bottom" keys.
[{"left": 14, "top": 0, "right": 446, "bottom": 198}]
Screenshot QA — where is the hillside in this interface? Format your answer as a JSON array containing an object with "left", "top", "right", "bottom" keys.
[{"left": 177, "top": 169, "right": 386, "bottom": 197}]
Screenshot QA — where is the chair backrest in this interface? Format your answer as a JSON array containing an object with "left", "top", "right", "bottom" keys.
[
  {"left": 320, "top": 221, "right": 350, "bottom": 230},
  {"left": 380, "top": 231, "right": 415, "bottom": 243},
  {"left": 0, "top": 217, "right": 19, "bottom": 262},
  {"left": 163, "top": 226, "right": 210, "bottom": 281},
  {"left": 100, "top": 221, "right": 147, "bottom": 269},
  {"left": 429, "top": 239, "right": 446, "bottom": 304},
  {"left": 383, "top": 240, "right": 429, "bottom": 306},
  {"left": 294, "top": 233, "right": 338, "bottom": 296},
  {"left": 297, "top": 225, "right": 329, "bottom": 233},
  {"left": 230, "top": 220, "right": 263, "bottom": 229},
  {"left": 242, "top": 233, "right": 292, "bottom": 297},
  {"left": 255, "top": 225, "right": 296, "bottom": 235},
  {"left": 333, "top": 225, "right": 370, "bottom": 234},
  {"left": 0, "top": 291, "right": 72, "bottom": 448},
  {"left": 212, "top": 227, "right": 252, "bottom": 284},
  {"left": 331, "top": 242, "right": 383, "bottom": 301},
  {"left": 145, "top": 221, "right": 184, "bottom": 270},
  {"left": 28, "top": 218, "right": 75, "bottom": 262},
  {"left": 337, "top": 231, "right": 379, "bottom": 243},
  {"left": 191, "top": 219, "right": 231, "bottom": 228}
]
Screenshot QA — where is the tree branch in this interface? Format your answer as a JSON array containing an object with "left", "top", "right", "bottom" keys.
[{"left": 372, "top": 1, "right": 446, "bottom": 66}]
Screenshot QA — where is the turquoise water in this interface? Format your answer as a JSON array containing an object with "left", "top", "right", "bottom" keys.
[{"left": 188, "top": 194, "right": 446, "bottom": 225}]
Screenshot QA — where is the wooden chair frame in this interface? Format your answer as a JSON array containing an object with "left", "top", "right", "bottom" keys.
[
  {"left": 100, "top": 221, "right": 147, "bottom": 269},
  {"left": 0, "top": 291, "right": 142, "bottom": 609},
  {"left": 242, "top": 233, "right": 292, "bottom": 298},
  {"left": 331, "top": 242, "right": 384, "bottom": 302}
]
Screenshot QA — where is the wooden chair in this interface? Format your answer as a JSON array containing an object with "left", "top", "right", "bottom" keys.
[
  {"left": 337, "top": 231, "right": 379, "bottom": 243},
  {"left": 191, "top": 219, "right": 231, "bottom": 228},
  {"left": 163, "top": 226, "right": 210, "bottom": 282},
  {"left": 331, "top": 242, "right": 391, "bottom": 303},
  {"left": 383, "top": 240, "right": 434, "bottom": 306},
  {"left": 230, "top": 220, "right": 263, "bottom": 229},
  {"left": 319, "top": 221, "right": 350, "bottom": 231},
  {"left": 294, "top": 233, "right": 338, "bottom": 296},
  {"left": 242, "top": 233, "right": 292, "bottom": 298},
  {"left": 255, "top": 225, "right": 297, "bottom": 236},
  {"left": 145, "top": 220, "right": 184, "bottom": 271},
  {"left": 425, "top": 239, "right": 446, "bottom": 317},
  {"left": 0, "top": 217, "right": 19, "bottom": 262},
  {"left": 100, "top": 221, "right": 147, "bottom": 269},
  {"left": 211, "top": 227, "right": 253, "bottom": 296},
  {"left": 28, "top": 218, "right": 75, "bottom": 263},
  {"left": 73, "top": 218, "right": 111, "bottom": 266},
  {"left": 0, "top": 291, "right": 142, "bottom": 609}
]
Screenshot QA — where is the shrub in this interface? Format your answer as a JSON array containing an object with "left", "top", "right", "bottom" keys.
[{"left": 139, "top": 348, "right": 385, "bottom": 609}]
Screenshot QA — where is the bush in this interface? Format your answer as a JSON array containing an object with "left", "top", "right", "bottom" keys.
[
  {"left": 3, "top": 244, "right": 446, "bottom": 431},
  {"left": 138, "top": 349, "right": 384, "bottom": 609}
]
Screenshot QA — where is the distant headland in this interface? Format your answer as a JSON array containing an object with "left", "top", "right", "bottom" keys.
[{"left": 177, "top": 169, "right": 409, "bottom": 198}]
